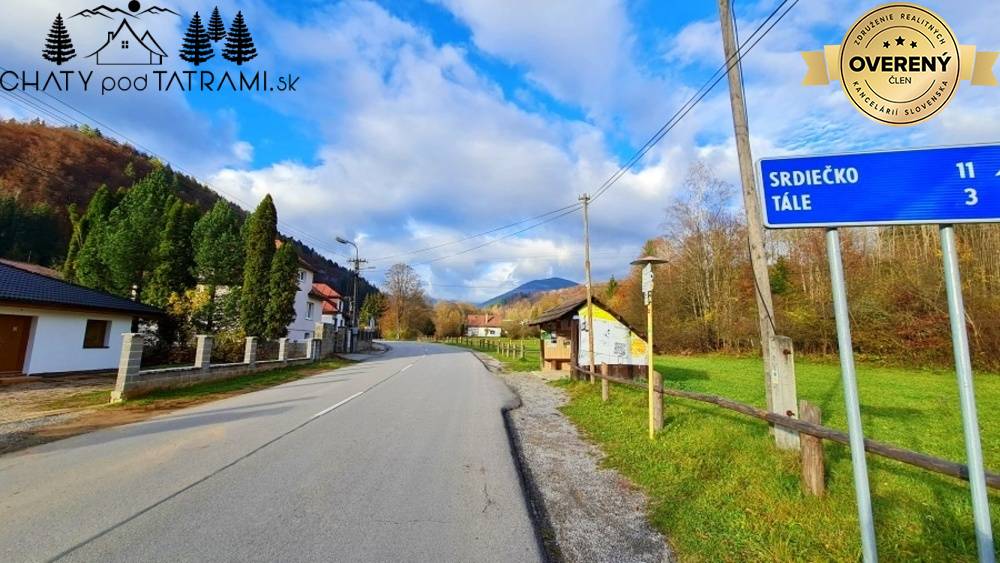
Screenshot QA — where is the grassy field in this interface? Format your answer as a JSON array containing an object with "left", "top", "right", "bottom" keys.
[
  {"left": 557, "top": 354, "right": 1000, "bottom": 562},
  {"left": 440, "top": 336, "right": 542, "bottom": 372}
]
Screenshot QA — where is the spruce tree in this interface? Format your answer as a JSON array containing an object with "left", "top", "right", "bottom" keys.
[
  {"left": 103, "top": 170, "right": 173, "bottom": 298},
  {"left": 263, "top": 243, "right": 300, "bottom": 339},
  {"left": 207, "top": 6, "right": 226, "bottom": 42},
  {"left": 179, "top": 12, "right": 214, "bottom": 66},
  {"left": 72, "top": 185, "right": 117, "bottom": 290},
  {"left": 240, "top": 195, "right": 277, "bottom": 336},
  {"left": 42, "top": 14, "right": 76, "bottom": 66},
  {"left": 222, "top": 11, "right": 257, "bottom": 65},
  {"left": 145, "top": 198, "right": 198, "bottom": 307},
  {"left": 192, "top": 200, "right": 244, "bottom": 330}
]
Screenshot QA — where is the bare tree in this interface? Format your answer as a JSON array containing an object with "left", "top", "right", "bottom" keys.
[{"left": 383, "top": 263, "right": 427, "bottom": 340}]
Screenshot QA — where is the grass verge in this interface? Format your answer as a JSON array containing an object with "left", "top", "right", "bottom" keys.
[
  {"left": 443, "top": 337, "right": 541, "bottom": 372},
  {"left": 556, "top": 354, "right": 999, "bottom": 562}
]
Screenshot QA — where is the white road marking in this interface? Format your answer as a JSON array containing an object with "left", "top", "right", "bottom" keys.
[
  {"left": 310, "top": 391, "right": 364, "bottom": 420},
  {"left": 309, "top": 362, "right": 415, "bottom": 419}
]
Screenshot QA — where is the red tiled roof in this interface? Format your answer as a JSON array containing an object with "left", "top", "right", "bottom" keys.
[
  {"left": 467, "top": 313, "right": 504, "bottom": 328},
  {"left": 312, "top": 283, "right": 342, "bottom": 315}
]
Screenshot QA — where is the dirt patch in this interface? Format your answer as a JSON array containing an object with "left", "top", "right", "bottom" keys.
[{"left": 488, "top": 354, "right": 673, "bottom": 563}]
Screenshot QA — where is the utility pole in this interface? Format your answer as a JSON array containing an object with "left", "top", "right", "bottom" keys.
[
  {"left": 337, "top": 237, "right": 366, "bottom": 352},
  {"left": 580, "top": 193, "right": 596, "bottom": 384},
  {"left": 718, "top": 0, "right": 777, "bottom": 410}
]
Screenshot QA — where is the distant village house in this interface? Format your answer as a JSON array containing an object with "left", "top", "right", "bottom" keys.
[{"left": 466, "top": 313, "right": 504, "bottom": 337}]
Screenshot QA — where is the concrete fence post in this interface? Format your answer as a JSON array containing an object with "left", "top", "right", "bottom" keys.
[
  {"left": 194, "top": 335, "right": 213, "bottom": 371},
  {"left": 278, "top": 338, "right": 289, "bottom": 363},
  {"left": 600, "top": 363, "right": 610, "bottom": 402},
  {"left": 244, "top": 337, "right": 258, "bottom": 365},
  {"left": 308, "top": 338, "right": 322, "bottom": 361},
  {"left": 769, "top": 335, "right": 801, "bottom": 451},
  {"left": 111, "top": 333, "right": 144, "bottom": 403}
]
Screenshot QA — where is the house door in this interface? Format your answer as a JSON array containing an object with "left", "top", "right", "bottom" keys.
[{"left": 0, "top": 315, "right": 31, "bottom": 375}]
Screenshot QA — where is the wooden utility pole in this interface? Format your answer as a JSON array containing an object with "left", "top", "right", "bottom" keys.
[
  {"left": 580, "top": 193, "right": 597, "bottom": 384},
  {"left": 718, "top": 0, "right": 777, "bottom": 411}
]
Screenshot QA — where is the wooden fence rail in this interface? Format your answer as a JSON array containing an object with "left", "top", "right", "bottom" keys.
[{"left": 572, "top": 364, "right": 1000, "bottom": 490}]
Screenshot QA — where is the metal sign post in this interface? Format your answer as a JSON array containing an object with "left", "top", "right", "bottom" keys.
[
  {"left": 941, "top": 225, "right": 995, "bottom": 563},
  {"left": 826, "top": 228, "right": 878, "bottom": 563},
  {"left": 759, "top": 144, "right": 999, "bottom": 563}
]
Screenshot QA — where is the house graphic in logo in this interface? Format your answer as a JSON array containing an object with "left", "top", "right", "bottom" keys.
[{"left": 87, "top": 19, "right": 166, "bottom": 65}]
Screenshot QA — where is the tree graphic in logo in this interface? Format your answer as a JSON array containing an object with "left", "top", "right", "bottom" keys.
[
  {"left": 207, "top": 7, "right": 226, "bottom": 42},
  {"left": 179, "top": 12, "right": 213, "bottom": 66},
  {"left": 43, "top": 14, "right": 77, "bottom": 65},
  {"left": 222, "top": 11, "right": 257, "bottom": 65}
]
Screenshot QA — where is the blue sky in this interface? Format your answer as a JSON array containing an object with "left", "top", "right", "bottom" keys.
[{"left": 2, "top": 0, "right": 998, "bottom": 301}]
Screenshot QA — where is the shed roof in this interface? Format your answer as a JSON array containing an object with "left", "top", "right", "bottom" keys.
[
  {"left": 0, "top": 262, "right": 163, "bottom": 317},
  {"left": 528, "top": 295, "right": 644, "bottom": 338}
]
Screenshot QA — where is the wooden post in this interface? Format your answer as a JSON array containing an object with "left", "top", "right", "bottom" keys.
[
  {"left": 768, "top": 335, "right": 800, "bottom": 450},
  {"left": 718, "top": 0, "right": 777, "bottom": 412},
  {"left": 519, "top": 343, "right": 525, "bottom": 361},
  {"left": 800, "top": 400, "right": 826, "bottom": 496},
  {"left": 600, "top": 363, "right": 609, "bottom": 402}
]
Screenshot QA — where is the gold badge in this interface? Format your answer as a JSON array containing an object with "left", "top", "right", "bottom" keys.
[
  {"left": 840, "top": 3, "right": 957, "bottom": 125},
  {"left": 800, "top": 3, "right": 998, "bottom": 127}
]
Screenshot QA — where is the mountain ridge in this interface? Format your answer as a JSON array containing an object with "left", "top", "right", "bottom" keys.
[{"left": 480, "top": 277, "right": 578, "bottom": 307}]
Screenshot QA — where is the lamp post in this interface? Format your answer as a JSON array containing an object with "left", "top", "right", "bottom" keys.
[
  {"left": 336, "top": 236, "right": 361, "bottom": 352},
  {"left": 631, "top": 254, "right": 668, "bottom": 438}
]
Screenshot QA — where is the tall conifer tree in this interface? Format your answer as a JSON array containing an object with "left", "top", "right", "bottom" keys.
[
  {"left": 240, "top": 195, "right": 277, "bottom": 336},
  {"left": 264, "top": 243, "right": 300, "bottom": 339}
]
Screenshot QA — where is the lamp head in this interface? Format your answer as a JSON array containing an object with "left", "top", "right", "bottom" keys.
[
  {"left": 630, "top": 254, "right": 669, "bottom": 266},
  {"left": 336, "top": 236, "right": 350, "bottom": 245}
]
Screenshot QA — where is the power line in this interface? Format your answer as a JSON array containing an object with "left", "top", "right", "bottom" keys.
[
  {"left": 399, "top": 0, "right": 797, "bottom": 267},
  {"left": 590, "top": 0, "right": 796, "bottom": 204}
]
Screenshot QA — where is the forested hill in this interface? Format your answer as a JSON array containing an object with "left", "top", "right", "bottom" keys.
[{"left": 0, "top": 119, "right": 375, "bottom": 298}]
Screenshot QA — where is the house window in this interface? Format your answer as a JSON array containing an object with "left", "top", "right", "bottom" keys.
[
  {"left": 305, "top": 332, "right": 311, "bottom": 339},
  {"left": 83, "top": 320, "right": 111, "bottom": 349},
  {"left": 297, "top": 270, "right": 306, "bottom": 282},
  {"left": 306, "top": 302, "right": 314, "bottom": 320},
  {"left": 121, "top": 40, "right": 130, "bottom": 49}
]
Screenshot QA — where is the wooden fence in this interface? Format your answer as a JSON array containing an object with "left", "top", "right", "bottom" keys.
[{"left": 572, "top": 363, "right": 1000, "bottom": 492}]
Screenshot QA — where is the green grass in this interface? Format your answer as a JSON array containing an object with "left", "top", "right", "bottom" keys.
[
  {"left": 441, "top": 336, "right": 541, "bottom": 372},
  {"left": 557, "top": 354, "right": 1000, "bottom": 562}
]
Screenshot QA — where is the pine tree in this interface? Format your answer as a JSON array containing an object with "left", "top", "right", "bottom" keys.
[
  {"left": 179, "top": 12, "right": 214, "bottom": 66},
  {"left": 192, "top": 200, "right": 244, "bottom": 330},
  {"left": 72, "top": 186, "right": 117, "bottom": 290},
  {"left": 42, "top": 14, "right": 76, "bottom": 66},
  {"left": 222, "top": 11, "right": 257, "bottom": 65},
  {"left": 240, "top": 195, "right": 277, "bottom": 336},
  {"left": 103, "top": 170, "right": 173, "bottom": 298},
  {"left": 263, "top": 243, "right": 300, "bottom": 339},
  {"left": 207, "top": 6, "right": 226, "bottom": 42},
  {"left": 145, "top": 198, "right": 198, "bottom": 307}
]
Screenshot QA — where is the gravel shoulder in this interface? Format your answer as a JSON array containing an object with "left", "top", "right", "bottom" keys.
[{"left": 478, "top": 353, "right": 673, "bottom": 563}]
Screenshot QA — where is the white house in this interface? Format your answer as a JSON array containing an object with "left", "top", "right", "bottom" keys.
[
  {"left": 312, "top": 282, "right": 345, "bottom": 328},
  {"left": 285, "top": 260, "right": 325, "bottom": 342},
  {"left": 87, "top": 20, "right": 167, "bottom": 65},
  {"left": 0, "top": 261, "right": 162, "bottom": 377},
  {"left": 466, "top": 313, "right": 504, "bottom": 337}
]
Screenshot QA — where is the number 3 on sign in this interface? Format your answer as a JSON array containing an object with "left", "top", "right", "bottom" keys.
[{"left": 965, "top": 188, "right": 979, "bottom": 206}]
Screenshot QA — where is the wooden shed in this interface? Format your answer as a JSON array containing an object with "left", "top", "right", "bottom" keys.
[{"left": 528, "top": 296, "right": 648, "bottom": 379}]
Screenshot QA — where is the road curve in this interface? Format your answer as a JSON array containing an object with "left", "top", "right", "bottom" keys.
[{"left": 0, "top": 342, "right": 541, "bottom": 562}]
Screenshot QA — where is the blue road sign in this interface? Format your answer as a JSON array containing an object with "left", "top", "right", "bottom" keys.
[{"left": 758, "top": 144, "right": 1000, "bottom": 228}]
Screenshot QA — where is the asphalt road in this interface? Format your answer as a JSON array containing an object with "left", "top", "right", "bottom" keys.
[{"left": 0, "top": 342, "right": 542, "bottom": 562}]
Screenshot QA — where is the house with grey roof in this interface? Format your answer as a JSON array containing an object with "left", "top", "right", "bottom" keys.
[{"left": 0, "top": 261, "right": 162, "bottom": 377}]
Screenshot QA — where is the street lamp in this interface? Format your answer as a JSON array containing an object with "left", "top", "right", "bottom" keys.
[
  {"left": 337, "top": 236, "right": 360, "bottom": 352},
  {"left": 631, "top": 254, "right": 668, "bottom": 438}
]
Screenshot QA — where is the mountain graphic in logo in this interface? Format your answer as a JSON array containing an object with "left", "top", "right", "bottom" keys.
[{"left": 70, "top": 3, "right": 179, "bottom": 20}]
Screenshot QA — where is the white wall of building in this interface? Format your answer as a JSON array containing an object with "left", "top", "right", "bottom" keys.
[
  {"left": 0, "top": 305, "right": 133, "bottom": 375},
  {"left": 287, "top": 268, "right": 322, "bottom": 342},
  {"left": 467, "top": 326, "right": 502, "bottom": 337}
]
